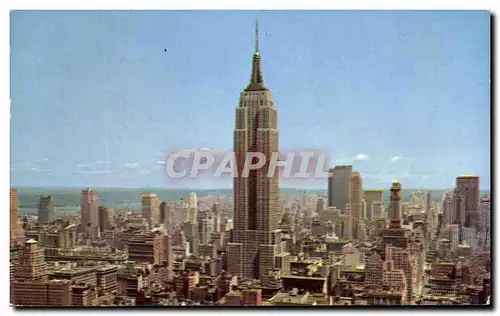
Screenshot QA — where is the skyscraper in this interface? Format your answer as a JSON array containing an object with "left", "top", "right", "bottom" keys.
[
  {"left": 142, "top": 193, "right": 160, "bottom": 227},
  {"left": 186, "top": 192, "right": 197, "bottom": 223},
  {"left": 454, "top": 175, "right": 480, "bottom": 231},
  {"left": 37, "top": 196, "right": 55, "bottom": 224},
  {"left": 327, "top": 165, "right": 353, "bottom": 211},
  {"left": 163, "top": 202, "right": 175, "bottom": 233},
  {"left": 388, "top": 180, "right": 403, "bottom": 221},
  {"left": 452, "top": 188, "right": 466, "bottom": 227},
  {"left": 160, "top": 201, "right": 167, "bottom": 225},
  {"left": 382, "top": 180, "right": 411, "bottom": 251},
  {"left": 81, "top": 189, "right": 99, "bottom": 230},
  {"left": 10, "top": 188, "right": 24, "bottom": 246},
  {"left": 441, "top": 191, "right": 454, "bottom": 227},
  {"left": 98, "top": 206, "right": 115, "bottom": 232},
  {"left": 349, "top": 171, "right": 363, "bottom": 239},
  {"left": 212, "top": 202, "right": 221, "bottom": 233},
  {"left": 228, "top": 21, "right": 289, "bottom": 281}
]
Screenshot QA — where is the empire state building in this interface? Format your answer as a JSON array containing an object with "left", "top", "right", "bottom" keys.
[{"left": 227, "top": 21, "right": 290, "bottom": 281}]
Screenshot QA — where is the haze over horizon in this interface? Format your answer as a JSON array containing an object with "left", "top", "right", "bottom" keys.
[{"left": 10, "top": 11, "right": 491, "bottom": 189}]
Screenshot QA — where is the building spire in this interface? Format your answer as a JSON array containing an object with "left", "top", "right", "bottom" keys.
[{"left": 245, "top": 19, "right": 267, "bottom": 91}]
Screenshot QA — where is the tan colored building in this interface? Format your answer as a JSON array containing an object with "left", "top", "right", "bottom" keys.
[
  {"left": 186, "top": 192, "right": 198, "bottom": 223},
  {"left": 81, "top": 189, "right": 99, "bottom": 231},
  {"left": 142, "top": 193, "right": 160, "bottom": 227},
  {"left": 349, "top": 171, "right": 363, "bottom": 239},
  {"left": 162, "top": 233, "right": 173, "bottom": 281},
  {"left": 12, "top": 279, "right": 72, "bottom": 307},
  {"left": 72, "top": 283, "right": 97, "bottom": 306},
  {"left": 10, "top": 188, "right": 25, "bottom": 246},
  {"left": 49, "top": 264, "right": 97, "bottom": 287},
  {"left": 127, "top": 231, "right": 162, "bottom": 264},
  {"left": 388, "top": 180, "right": 403, "bottom": 221},
  {"left": 441, "top": 191, "right": 454, "bottom": 226},
  {"left": 14, "top": 239, "right": 48, "bottom": 281},
  {"left": 25, "top": 222, "right": 77, "bottom": 249},
  {"left": 11, "top": 239, "right": 72, "bottom": 306},
  {"left": 228, "top": 22, "right": 289, "bottom": 281},
  {"left": 364, "top": 189, "right": 384, "bottom": 220},
  {"left": 96, "top": 265, "right": 119, "bottom": 294},
  {"left": 43, "top": 246, "right": 128, "bottom": 264}
]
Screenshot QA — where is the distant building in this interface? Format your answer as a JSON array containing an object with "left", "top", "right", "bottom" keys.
[
  {"left": 10, "top": 188, "right": 25, "bottom": 246},
  {"left": 212, "top": 202, "right": 221, "bottom": 233},
  {"left": 387, "top": 180, "right": 403, "bottom": 221},
  {"left": 25, "top": 221, "right": 77, "bottom": 249},
  {"left": 159, "top": 201, "right": 167, "bottom": 226},
  {"left": 98, "top": 206, "right": 115, "bottom": 232},
  {"left": 454, "top": 175, "right": 480, "bottom": 230},
  {"left": 441, "top": 191, "right": 454, "bottom": 227},
  {"left": 162, "top": 233, "right": 173, "bottom": 281},
  {"left": 349, "top": 171, "right": 363, "bottom": 239},
  {"left": 183, "top": 221, "right": 199, "bottom": 256},
  {"left": 37, "top": 196, "right": 55, "bottom": 224},
  {"left": 364, "top": 190, "right": 384, "bottom": 220},
  {"left": 327, "top": 165, "right": 353, "bottom": 211},
  {"left": 371, "top": 201, "right": 385, "bottom": 219},
  {"left": 141, "top": 193, "right": 160, "bottom": 227},
  {"left": 81, "top": 189, "right": 99, "bottom": 231},
  {"left": 452, "top": 189, "right": 466, "bottom": 227},
  {"left": 186, "top": 192, "right": 198, "bottom": 223}
]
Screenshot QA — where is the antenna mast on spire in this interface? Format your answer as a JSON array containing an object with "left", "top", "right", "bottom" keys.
[{"left": 255, "top": 19, "right": 259, "bottom": 54}]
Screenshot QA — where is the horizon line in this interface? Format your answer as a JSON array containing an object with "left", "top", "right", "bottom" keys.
[{"left": 10, "top": 186, "right": 490, "bottom": 191}]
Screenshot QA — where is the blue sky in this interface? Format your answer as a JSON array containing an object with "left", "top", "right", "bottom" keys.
[{"left": 10, "top": 10, "right": 490, "bottom": 189}]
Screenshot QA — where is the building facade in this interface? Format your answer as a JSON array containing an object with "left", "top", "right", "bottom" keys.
[
  {"left": 81, "top": 189, "right": 99, "bottom": 231},
  {"left": 454, "top": 175, "right": 480, "bottom": 230},
  {"left": 38, "top": 196, "right": 55, "bottom": 224},
  {"left": 10, "top": 188, "right": 25, "bottom": 246},
  {"left": 227, "top": 22, "right": 290, "bottom": 281},
  {"left": 141, "top": 193, "right": 160, "bottom": 227},
  {"left": 327, "top": 165, "right": 353, "bottom": 211}
]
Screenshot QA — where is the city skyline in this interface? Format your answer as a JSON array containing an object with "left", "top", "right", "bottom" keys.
[
  {"left": 9, "top": 10, "right": 492, "bottom": 308},
  {"left": 10, "top": 11, "right": 490, "bottom": 189}
]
